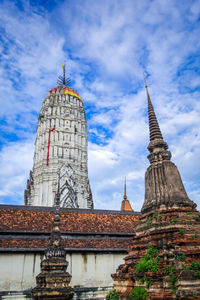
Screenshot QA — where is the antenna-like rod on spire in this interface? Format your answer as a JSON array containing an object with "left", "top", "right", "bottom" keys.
[
  {"left": 124, "top": 177, "right": 127, "bottom": 200},
  {"left": 143, "top": 72, "right": 148, "bottom": 89},
  {"left": 57, "top": 64, "right": 70, "bottom": 86}
]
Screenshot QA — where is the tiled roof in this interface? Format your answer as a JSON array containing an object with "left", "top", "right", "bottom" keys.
[{"left": 0, "top": 205, "right": 140, "bottom": 252}]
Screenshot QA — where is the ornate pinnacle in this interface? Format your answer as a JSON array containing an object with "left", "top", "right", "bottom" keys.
[
  {"left": 57, "top": 64, "right": 71, "bottom": 86},
  {"left": 143, "top": 73, "right": 168, "bottom": 154},
  {"left": 45, "top": 172, "right": 66, "bottom": 259},
  {"left": 143, "top": 73, "right": 163, "bottom": 141},
  {"left": 124, "top": 177, "right": 127, "bottom": 200}
]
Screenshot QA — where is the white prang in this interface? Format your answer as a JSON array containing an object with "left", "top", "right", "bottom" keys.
[{"left": 24, "top": 86, "right": 93, "bottom": 209}]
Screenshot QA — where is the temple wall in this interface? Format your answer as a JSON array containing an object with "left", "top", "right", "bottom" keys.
[{"left": 0, "top": 252, "right": 124, "bottom": 299}]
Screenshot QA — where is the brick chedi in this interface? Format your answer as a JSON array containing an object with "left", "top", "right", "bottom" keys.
[
  {"left": 31, "top": 191, "right": 74, "bottom": 300},
  {"left": 24, "top": 65, "right": 93, "bottom": 209},
  {"left": 111, "top": 76, "right": 200, "bottom": 299}
]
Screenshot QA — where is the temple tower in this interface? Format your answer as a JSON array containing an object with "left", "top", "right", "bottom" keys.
[{"left": 24, "top": 66, "right": 93, "bottom": 209}]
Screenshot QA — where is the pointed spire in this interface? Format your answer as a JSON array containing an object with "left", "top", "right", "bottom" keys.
[
  {"left": 45, "top": 172, "right": 65, "bottom": 259},
  {"left": 121, "top": 177, "right": 133, "bottom": 211},
  {"left": 143, "top": 73, "right": 164, "bottom": 142},
  {"left": 143, "top": 73, "right": 168, "bottom": 154},
  {"left": 141, "top": 75, "right": 196, "bottom": 214},
  {"left": 124, "top": 177, "right": 127, "bottom": 200}
]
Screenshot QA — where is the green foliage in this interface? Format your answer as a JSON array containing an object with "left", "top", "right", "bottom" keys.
[
  {"left": 39, "top": 114, "right": 44, "bottom": 120},
  {"left": 193, "top": 292, "right": 197, "bottom": 298},
  {"left": 194, "top": 271, "right": 200, "bottom": 278},
  {"left": 135, "top": 246, "right": 159, "bottom": 274},
  {"left": 183, "top": 261, "right": 200, "bottom": 278},
  {"left": 146, "top": 216, "right": 152, "bottom": 226},
  {"left": 189, "top": 261, "right": 200, "bottom": 278},
  {"left": 192, "top": 234, "right": 196, "bottom": 239},
  {"left": 186, "top": 212, "right": 193, "bottom": 215},
  {"left": 165, "top": 266, "right": 177, "bottom": 294},
  {"left": 182, "top": 264, "right": 189, "bottom": 270},
  {"left": 159, "top": 213, "right": 167, "bottom": 217},
  {"left": 135, "top": 246, "right": 159, "bottom": 288},
  {"left": 190, "top": 261, "right": 200, "bottom": 270},
  {"left": 179, "top": 229, "right": 184, "bottom": 235},
  {"left": 170, "top": 217, "right": 178, "bottom": 225},
  {"left": 106, "top": 289, "right": 120, "bottom": 300},
  {"left": 129, "top": 287, "right": 148, "bottom": 300},
  {"left": 147, "top": 246, "right": 159, "bottom": 256},
  {"left": 139, "top": 275, "right": 153, "bottom": 288},
  {"left": 153, "top": 213, "right": 158, "bottom": 219},
  {"left": 175, "top": 252, "right": 186, "bottom": 261}
]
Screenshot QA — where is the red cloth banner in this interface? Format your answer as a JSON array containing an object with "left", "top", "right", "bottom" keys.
[{"left": 47, "top": 128, "right": 55, "bottom": 166}]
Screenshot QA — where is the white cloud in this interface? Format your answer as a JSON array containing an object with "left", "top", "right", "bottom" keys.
[
  {"left": 0, "top": 139, "right": 34, "bottom": 204},
  {"left": 0, "top": 0, "right": 200, "bottom": 211}
]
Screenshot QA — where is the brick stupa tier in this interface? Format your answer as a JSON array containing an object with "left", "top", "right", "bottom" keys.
[{"left": 112, "top": 208, "right": 200, "bottom": 299}]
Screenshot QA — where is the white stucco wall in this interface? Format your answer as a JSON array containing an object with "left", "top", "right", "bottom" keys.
[{"left": 0, "top": 252, "right": 124, "bottom": 292}]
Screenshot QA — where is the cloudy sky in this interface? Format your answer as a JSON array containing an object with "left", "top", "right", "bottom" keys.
[{"left": 0, "top": 0, "right": 200, "bottom": 211}]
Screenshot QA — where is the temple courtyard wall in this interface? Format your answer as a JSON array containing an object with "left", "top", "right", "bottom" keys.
[{"left": 0, "top": 252, "right": 123, "bottom": 299}]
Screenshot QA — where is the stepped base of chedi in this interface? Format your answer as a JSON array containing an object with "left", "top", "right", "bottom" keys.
[
  {"left": 112, "top": 207, "right": 200, "bottom": 299},
  {"left": 111, "top": 76, "right": 200, "bottom": 299}
]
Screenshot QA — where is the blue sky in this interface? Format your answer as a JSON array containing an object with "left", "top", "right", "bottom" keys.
[{"left": 0, "top": 0, "right": 200, "bottom": 211}]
